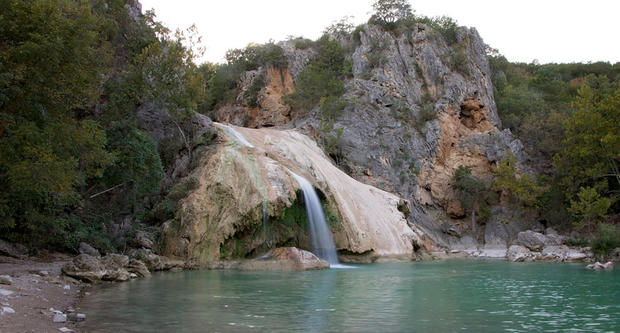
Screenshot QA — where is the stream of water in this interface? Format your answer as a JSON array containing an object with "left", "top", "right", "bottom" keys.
[
  {"left": 289, "top": 171, "right": 340, "bottom": 266},
  {"left": 79, "top": 260, "right": 619, "bottom": 332}
]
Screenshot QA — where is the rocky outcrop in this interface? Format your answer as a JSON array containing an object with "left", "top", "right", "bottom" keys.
[
  {"left": 586, "top": 261, "right": 614, "bottom": 270},
  {"left": 237, "top": 247, "right": 329, "bottom": 271},
  {"left": 516, "top": 230, "right": 565, "bottom": 251},
  {"left": 216, "top": 66, "right": 295, "bottom": 128},
  {"left": 160, "top": 123, "right": 429, "bottom": 264},
  {"left": 506, "top": 244, "right": 592, "bottom": 263},
  {"left": 61, "top": 254, "right": 153, "bottom": 283}
]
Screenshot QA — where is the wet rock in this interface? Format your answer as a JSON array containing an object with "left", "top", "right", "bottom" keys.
[
  {"left": 0, "top": 288, "right": 14, "bottom": 296},
  {"left": 516, "top": 230, "right": 548, "bottom": 251},
  {"left": 127, "top": 259, "right": 151, "bottom": 278},
  {"left": 53, "top": 313, "right": 67, "bottom": 323},
  {"left": 238, "top": 247, "right": 329, "bottom": 271},
  {"left": 507, "top": 245, "right": 535, "bottom": 262},
  {"left": 78, "top": 242, "right": 100, "bottom": 257},
  {"left": 0, "top": 275, "right": 12, "bottom": 285},
  {"left": 68, "top": 312, "right": 86, "bottom": 322},
  {"left": 587, "top": 261, "right": 614, "bottom": 270},
  {"left": 1, "top": 306, "right": 15, "bottom": 314}
]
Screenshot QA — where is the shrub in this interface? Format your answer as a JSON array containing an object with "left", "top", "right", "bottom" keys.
[
  {"left": 414, "top": 104, "right": 436, "bottom": 132},
  {"left": 591, "top": 223, "right": 620, "bottom": 255},
  {"left": 243, "top": 73, "right": 265, "bottom": 108}
]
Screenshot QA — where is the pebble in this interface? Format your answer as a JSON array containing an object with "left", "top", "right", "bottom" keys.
[
  {"left": 1, "top": 306, "right": 16, "bottom": 314},
  {"left": 58, "top": 327, "right": 74, "bottom": 332},
  {"left": 0, "top": 275, "right": 12, "bottom": 285},
  {"left": 0, "top": 288, "right": 14, "bottom": 296},
  {"left": 39, "top": 270, "right": 50, "bottom": 276},
  {"left": 53, "top": 313, "right": 67, "bottom": 323},
  {"left": 68, "top": 312, "right": 86, "bottom": 322},
  {"left": 63, "top": 285, "right": 71, "bottom": 290}
]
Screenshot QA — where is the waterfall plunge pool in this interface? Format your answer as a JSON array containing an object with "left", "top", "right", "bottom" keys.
[{"left": 78, "top": 259, "right": 619, "bottom": 332}]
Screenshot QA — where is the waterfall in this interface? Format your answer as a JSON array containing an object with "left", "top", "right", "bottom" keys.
[
  {"left": 262, "top": 200, "right": 269, "bottom": 247},
  {"left": 289, "top": 171, "right": 340, "bottom": 266},
  {"left": 215, "top": 123, "right": 254, "bottom": 148}
]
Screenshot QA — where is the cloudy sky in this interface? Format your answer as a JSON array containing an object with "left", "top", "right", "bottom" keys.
[{"left": 140, "top": 0, "right": 620, "bottom": 65}]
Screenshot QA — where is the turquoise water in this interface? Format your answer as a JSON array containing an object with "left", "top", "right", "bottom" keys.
[{"left": 79, "top": 260, "right": 619, "bottom": 332}]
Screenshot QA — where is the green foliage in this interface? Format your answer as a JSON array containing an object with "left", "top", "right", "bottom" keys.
[
  {"left": 370, "top": 0, "right": 414, "bottom": 26},
  {"left": 454, "top": 166, "right": 486, "bottom": 210},
  {"left": 102, "top": 122, "right": 164, "bottom": 207},
  {"left": 590, "top": 223, "right": 620, "bottom": 255},
  {"left": 293, "top": 38, "right": 314, "bottom": 50},
  {"left": 318, "top": 120, "right": 345, "bottom": 165},
  {"left": 568, "top": 187, "right": 612, "bottom": 233},
  {"left": 414, "top": 104, "right": 436, "bottom": 132},
  {"left": 367, "top": 38, "right": 390, "bottom": 68},
  {"left": 243, "top": 73, "right": 266, "bottom": 108},
  {"left": 324, "top": 16, "right": 355, "bottom": 38},
  {"left": 283, "top": 36, "right": 347, "bottom": 113},
  {"left": 492, "top": 152, "right": 544, "bottom": 207},
  {"left": 450, "top": 43, "right": 469, "bottom": 75}
]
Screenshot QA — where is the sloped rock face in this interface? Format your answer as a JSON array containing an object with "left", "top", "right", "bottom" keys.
[{"left": 161, "top": 123, "right": 428, "bottom": 264}]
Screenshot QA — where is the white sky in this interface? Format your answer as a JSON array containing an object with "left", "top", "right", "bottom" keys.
[{"left": 140, "top": 0, "right": 620, "bottom": 65}]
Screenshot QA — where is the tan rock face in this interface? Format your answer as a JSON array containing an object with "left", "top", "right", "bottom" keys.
[
  {"left": 161, "top": 123, "right": 428, "bottom": 264},
  {"left": 417, "top": 98, "right": 496, "bottom": 211},
  {"left": 215, "top": 66, "right": 294, "bottom": 128}
]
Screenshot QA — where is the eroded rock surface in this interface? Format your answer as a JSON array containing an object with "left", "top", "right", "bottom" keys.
[{"left": 238, "top": 247, "right": 329, "bottom": 271}]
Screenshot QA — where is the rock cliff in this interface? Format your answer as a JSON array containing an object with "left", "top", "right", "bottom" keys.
[{"left": 205, "top": 22, "right": 533, "bottom": 255}]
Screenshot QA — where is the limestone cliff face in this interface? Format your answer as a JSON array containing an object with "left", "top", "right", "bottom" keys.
[
  {"left": 215, "top": 66, "right": 295, "bottom": 127},
  {"left": 161, "top": 124, "right": 427, "bottom": 264},
  {"left": 211, "top": 23, "right": 531, "bottom": 252}
]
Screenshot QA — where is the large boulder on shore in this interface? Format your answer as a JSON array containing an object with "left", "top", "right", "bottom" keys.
[
  {"left": 516, "top": 230, "right": 563, "bottom": 251},
  {"left": 237, "top": 247, "right": 330, "bottom": 271},
  {"left": 62, "top": 254, "right": 150, "bottom": 282}
]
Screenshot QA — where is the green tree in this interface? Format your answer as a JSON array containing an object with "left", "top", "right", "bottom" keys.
[
  {"left": 453, "top": 166, "right": 486, "bottom": 232},
  {"left": 553, "top": 84, "right": 620, "bottom": 195},
  {"left": 492, "top": 152, "right": 543, "bottom": 207},
  {"left": 568, "top": 187, "right": 612, "bottom": 233},
  {"left": 371, "top": 0, "right": 414, "bottom": 25}
]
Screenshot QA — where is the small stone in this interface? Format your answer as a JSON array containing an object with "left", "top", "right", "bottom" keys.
[
  {"left": 39, "top": 270, "right": 50, "bottom": 276},
  {"left": 0, "top": 275, "right": 12, "bottom": 285},
  {"left": 58, "top": 327, "right": 74, "bottom": 332},
  {"left": 2, "top": 306, "right": 16, "bottom": 314},
  {"left": 63, "top": 285, "right": 71, "bottom": 290},
  {"left": 0, "top": 288, "right": 14, "bottom": 296},
  {"left": 130, "top": 273, "right": 138, "bottom": 279},
  {"left": 66, "top": 307, "right": 75, "bottom": 313},
  {"left": 53, "top": 313, "right": 67, "bottom": 323}
]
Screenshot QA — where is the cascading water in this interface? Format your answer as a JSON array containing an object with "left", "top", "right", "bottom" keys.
[
  {"left": 262, "top": 200, "right": 269, "bottom": 247},
  {"left": 289, "top": 171, "right": 340, "bottom": 266},
  {"left": 214, "top": 123, "right": 254, "bottom": 148}
]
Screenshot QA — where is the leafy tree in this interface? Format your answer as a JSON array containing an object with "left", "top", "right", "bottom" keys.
[
  {"left": 492, "top": 152, "right": 544, "bottom": 207},
  {"left": 568, "top": 187, "right": 612, "bottom": 233},
  {"left": 453, "top": 166, "right": 487, "bottom": 232},
  {"left": 324, "top": 16, "right": 355, "bottom": 38},
  {"left": 371, "top": 0, "right": 414, "bottom": 25},
  {"left": 554, "top": 84, "right": 620, "bottom": 195}
]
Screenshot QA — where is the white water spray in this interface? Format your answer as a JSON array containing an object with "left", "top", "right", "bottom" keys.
[
  {"left": 289, "top": 171, "right": 340, "bottom": 266},
  {"left": 215, "top": 123, "right": 254, "bottom": 148}
]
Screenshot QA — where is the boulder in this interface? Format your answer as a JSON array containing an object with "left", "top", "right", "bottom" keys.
[
  {"left": 127, "top": 259, "right": 151, "bottom": 278},
  {"left": 101, "top": 254, "right": 129, "bottom": 269},
  {"left": 238, "top": 247, "right": 329, "bottom": 271},
  {"left": 516, "top": 230, "right": 548, "bottom": 251},
  {"left": 62, "top": 254, "right": 106, "bottom": 282},
  {"left": 78, "top": 242, "right": 100, "bottom": 257},
  {"left": 129, "top": 249, "right": 165, "bottom": 271},
  {"left": 0, "top": 275, "right": 13, "bottom": 285},
  {"left": 540, "top": 245, "right": 569, "bottom": 261},
  {"left": 507, "top": 245, "right": 535, "bottom": 262},
  {"left": 586, "top": 261, "right": 614, "bottom": 270}
]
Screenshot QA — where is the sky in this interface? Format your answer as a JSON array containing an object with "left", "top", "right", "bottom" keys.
[{"left": 140, "top": 0, "right": 620, "bottom": 65}]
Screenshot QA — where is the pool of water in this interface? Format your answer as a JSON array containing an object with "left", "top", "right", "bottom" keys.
[{"left": 78, "top": 259, "right": 619, "bottom": 332}]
